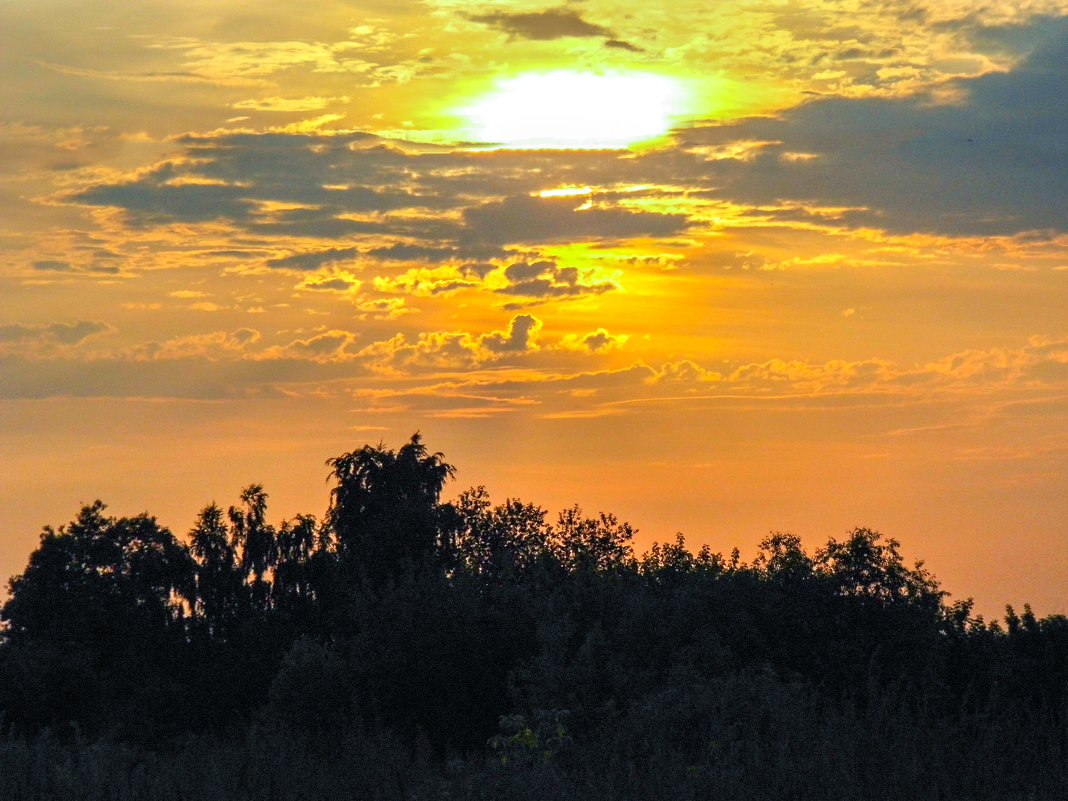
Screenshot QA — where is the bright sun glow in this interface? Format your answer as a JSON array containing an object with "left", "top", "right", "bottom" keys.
[{"left": 460, "top": 71, "right": 688, "bottom": 149}]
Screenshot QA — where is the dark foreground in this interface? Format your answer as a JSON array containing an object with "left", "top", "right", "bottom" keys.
[{"left": 1, "top": 436, "right": 1065, "bottom": 800}]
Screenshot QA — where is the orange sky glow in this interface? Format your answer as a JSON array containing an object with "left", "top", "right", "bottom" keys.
[{"left": 1, "top": 0, "right": 1066, "bottom": 620}]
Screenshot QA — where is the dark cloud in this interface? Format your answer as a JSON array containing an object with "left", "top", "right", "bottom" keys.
[
  {"left": 604, "top": 39, "right": 643, "bottom": 53},
  {"left": 267, "top": 247, "right": 359, "bottom": 271},
  {"left": 466, "top": 9, "right": 612, "bottom": 40},
  {"left": 301, "top": 277, "right": 356, "bottom": 291},
  {"left": 460, "top": 262, "right": 497, "bottom": 279},
  {"left": 230, "top": 328, "right": 260, "bottom": 346},
  {"left": 252, "top": 214, "right": 386, "bottom": 240},
  {"left": 0, "top": 320, "right": 111, "bottom": 346},
  {"left": 74, "top": 173, "right": 255, "bottom": 225},
  {"left": 178, "top": 132, "right": 401, "bottom": 189},
  {"left": 481, "top": 314, "right": 541, "bottom": 353},
  {"left": 70, "top": 137, "right": 447, "bottom": 234},
  {"left": 279, "top": 330, "right": 358, "bottom": 358},
  {"left": 430, "top": 280, "right": 480, "bottom": 294},
  {"left": 496, "top": 259, "right": 618, "bottom": 305},
  {"left": 582, "top": 330, "right": 618, "bottom": 352},
  {"left": 463, "top": 194, "right": 690, "bottom": 244},
  {"left": 679, "top": 15, "right": 1068, "bottom": 236},
  {"left": 62, "top": 20, "right": 1068, "bottom": 254},
  {"left": 367, "top": 243, "right": 462, "bottom": 262},
  {"left": 504, "top": 260, "right": 551, "bottom": 282},
  {"left": 63, "top": 131, "right": 652, "bottom": 249},
  {"left": 33, "top": 260, "right": 73, "bottom": 272}
]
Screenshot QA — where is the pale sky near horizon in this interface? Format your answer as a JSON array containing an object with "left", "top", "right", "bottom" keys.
[{"left": 1, "top": 0, "right": 1066, "bottom": 620}]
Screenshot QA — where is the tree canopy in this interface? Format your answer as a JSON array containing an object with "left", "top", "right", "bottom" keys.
[{"left": 1, "top": 434, "right": 1066, "bottom": 799}]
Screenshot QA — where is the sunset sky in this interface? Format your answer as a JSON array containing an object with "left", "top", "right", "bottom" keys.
[{"left": 2, "top": 0, "right": 1066, "bottom": 618}]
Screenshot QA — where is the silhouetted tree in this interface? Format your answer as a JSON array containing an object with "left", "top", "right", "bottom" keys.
[
  {"left": 2, "top": 434, "right": 1067, "bottom": 799},
  {"left": 326, "top": 433, "right": 456, "bottom": 584},
  {"left": 2, "top": 501, "right": 193, "bottom": 646},
  {"left": 755, "top": 532, "right": 815, "bottom": 586},
  {"left": 815, "top": 527, "right": 943, "bottom": 610},
  {"left": 550, "top": 506, "right": 634, "bottom": 573},
  {"left": 188, "top": 502, "right": 242, "bottom": 637},
  {"left": 272, "top": 513, "right": 323, "bottom": 605},
  {"left": 455, "top": 486, "right": 551, "bottom": 581},
  {"left": 0, "top": 502, "right": 196, "bottom": 738},
  {"left": 229, "top": 484, "right": 278, "bottom": 613}
]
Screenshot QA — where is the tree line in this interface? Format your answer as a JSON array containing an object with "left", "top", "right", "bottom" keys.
[{"left": 1, "top": 434, "right": 1066, "bottom": 800}]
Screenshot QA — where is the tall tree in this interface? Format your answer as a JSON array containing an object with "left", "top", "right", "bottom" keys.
[
  {"left": 2, "top": 501, "right": 193, "bottom": 646},
  {"left": 188, "top": 502, "right": 242, "bottom": 637},
  {"left": 229, "top": 484, "right": 278, "bottom": 613},
  {"left": 326, "top": 433, "right": 456, "bottom": 584}
]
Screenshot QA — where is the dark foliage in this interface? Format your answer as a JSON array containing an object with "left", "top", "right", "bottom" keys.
[{"left": 1, "top": 434, "right": 1066, "bottom": 799}]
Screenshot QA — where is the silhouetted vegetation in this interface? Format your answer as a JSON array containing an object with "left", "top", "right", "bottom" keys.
[{"left": 1, "top": 434, "right": 1066, "bottom": 799}]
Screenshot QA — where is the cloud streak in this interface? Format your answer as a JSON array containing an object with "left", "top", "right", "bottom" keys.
[{"left": 465, "top": 9, "right": 614, "bottom": 40}]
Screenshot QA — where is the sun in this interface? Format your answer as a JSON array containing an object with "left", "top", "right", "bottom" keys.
[{"left": 458, "top": 70, "right": 688, "bottom": 149}]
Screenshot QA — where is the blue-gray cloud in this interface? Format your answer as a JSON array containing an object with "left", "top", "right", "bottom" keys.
[
  {"left": 62, "top": 17, "right": 1068, "bottom": 255},
  {"left": 267, "top": 247, "right": 359, "bottom": 271},
  {"left": 463, "top": 194, "right": 690, "bottom": 245},
  {"left": 481, "top": 313, "right": 540, "bottom": 353},
  {"left": 496, "top": 259, "right": 618, "bottom": 307},
  {"left": 367, "top": 243, "right": 463, "bottom": 262},
  {"left": 677, "top": 15, "right": 1068, "bottom": 236},
  {"left": 301, "top": 277, "right": 357, "bottom": 291}
]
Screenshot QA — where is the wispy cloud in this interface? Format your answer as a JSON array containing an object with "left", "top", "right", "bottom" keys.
[{"left": 464, "top": 8, "right": 614, "bottom": 41}]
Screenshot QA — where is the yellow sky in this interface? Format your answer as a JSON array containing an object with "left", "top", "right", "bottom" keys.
[{"left": 1, "top": 0, "right": 1067, "bottom": 619}]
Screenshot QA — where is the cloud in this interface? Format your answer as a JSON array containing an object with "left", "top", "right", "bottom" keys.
[
  {"left": 369, "top": 258, "right": 619, "bottom": 305},
  {"left": 73, "top": 169, "right": 257, "bottom": 225},
  {"left": 648, "top": 360, "right": 723, "bottom": 384},
  {"left": 373, "top": 266, "right": 481, "bottom": 296},
  {"left": 57, "top": 19, "right": 1067, "bottom": 260},
  {"left": 230, "top": 328, "right": 261, "bottom": 347},
  {"left": 912, "top": 336, "right": 1068, "bottom": 386},
  {"left": 33, "top": 260, "right": 73, "bottom": 272},
  {"left": 464, "top": 194, "right": 690, "bottom": 245},
  {"left": 481, "top": 314, "right": 542, "bottom": 353},
  {"left": 679, "top": 15, "right": 1068, "bottom": 236},
  {"left": 0, "top": 320, "right": 113, "bottom": 351},
  {"left": 366, "top": 243, "right": 463, "bottom": 263},
  {"left": 604, "top": 39, "right": 643, "bottom": 53},
  {"left": 231, "top": 95, "right": 349, "bottom": 112},
  {"left": 124, "top": 329, "right": 262, "bottom": 361},
  {"left": 496, "top": 259, "right": 619, "bottom": 305},
  {"left": 298, "top": 274, "right": 361, "bottom": 292},
  {"left": 356, "top": 297, "right": 410, "bottom": 319},
  {"left": 704, "top": 336, "right": 1068, "bottom": 396},
  {"left": 267, "top": 247, "right": 360, "bottom": 271},
  {"left": 266, "top": 330, "right": 360, "bottom": 362},
  {"left": 70, "top": 140, "right": 443, "bottom": 232},
  {"left": 0, "top": 354, "right": 358, "bottom": 400},
  {"left": 558, "top": 328, "right": 628, "bottom": 353},
  {"left": 356, "top": 314, "right": 544, "bottom": 372},
  {"left": 465, "top": 9, "right": 613, "bottom": 40},
  {"left": 357, "top": 331, "right": 483, "bottom": 372},
  {"left": 727, "top": 358, "right": 895, "bottom": 393},
  {"left": 60, "top": 132, "right": 680, "bottom": 259}
]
